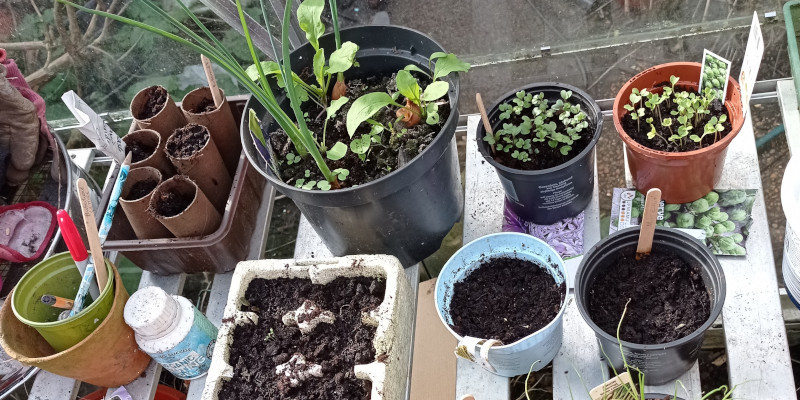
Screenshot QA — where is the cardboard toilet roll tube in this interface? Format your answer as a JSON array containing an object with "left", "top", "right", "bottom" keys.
[
  {"left": 120, "top": 167, "right": 173, "bottom": 240},
  {"left": 165, "top": 124, "right": 232, "bottom": 211},
  {"left": 180, "top": 87, "right": 241, "bottom": 174},
  {"left": 148, "top": 175, "right": 222, "bottom": 238},
  {"left": 122, "top": 129, "right": 175, "bottom": 176},
  {"left": 0, "top": 263, "right": 151, "bottom": 387},
  {"left": 130, "top": 85, "right": 186, "bottom": 140}
]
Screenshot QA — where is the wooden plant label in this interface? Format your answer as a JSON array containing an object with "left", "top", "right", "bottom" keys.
[
  {"left": 589, "top": 371, "right": 637, "bottom": 400},
  {"left": 739, "top": 12, "right": 764, "bottom": 116}
]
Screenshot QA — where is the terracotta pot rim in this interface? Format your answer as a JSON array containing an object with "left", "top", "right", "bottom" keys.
[{"left": 612, "top": 62, "right": 744, "bottom": 160}]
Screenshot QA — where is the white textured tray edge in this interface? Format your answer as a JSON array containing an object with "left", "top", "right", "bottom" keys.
[{"left": 201, "top": 255, "right": 413, "bottom": 400}]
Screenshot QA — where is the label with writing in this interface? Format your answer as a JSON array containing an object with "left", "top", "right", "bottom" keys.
[
  {"left": 538, "top": 176, "right": 578, "bottom": 211},
  {"left": 61, "top": 91, "right": 126, "bottom": 163},
  {"left": 150, "top": 307, "right": 218, "bottom": 380}
]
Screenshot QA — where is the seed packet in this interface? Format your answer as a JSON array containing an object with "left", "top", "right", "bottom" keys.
[{"left": 699, "top": 49, "right": 732, "bottom": 104}]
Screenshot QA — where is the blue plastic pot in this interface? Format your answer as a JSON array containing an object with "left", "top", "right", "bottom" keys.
[{"left": 435, "top": 232, "right": 568, "bottom": 377}]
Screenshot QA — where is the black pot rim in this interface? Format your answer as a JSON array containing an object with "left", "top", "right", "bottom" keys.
[
  {"left": 476, "top": 82, "right": 602, "bottom": 176},
  {"left": 241, "top": 25, "right": 459, "bottom": 200},
  {"left": 574, "top": 226, "right": 726, "bottom": 351}
]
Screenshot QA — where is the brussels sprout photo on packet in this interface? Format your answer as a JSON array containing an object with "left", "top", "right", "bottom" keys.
[
  {"left": 610, "top": 188, "right": 756, "bottom": 256},
  {"left": 699, "top": 49, "right": 732, "bottom": 104}
]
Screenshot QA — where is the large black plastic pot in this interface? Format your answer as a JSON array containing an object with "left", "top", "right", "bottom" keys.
[
  {"left": 476, "top": 83, "right": 601, "bottom": 224},
  {"left": 241, "top": 25, "right": 462, "bottom": 267},
  {"left": 575, "top": 227, "right": 725, "bottom": 385}
]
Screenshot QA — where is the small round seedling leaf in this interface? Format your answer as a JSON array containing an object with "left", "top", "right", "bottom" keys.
[{"left": 326, "top": 142, "right": 347, "bottom": 160}]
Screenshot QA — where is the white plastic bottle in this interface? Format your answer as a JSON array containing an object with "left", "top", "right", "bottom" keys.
[{"left": 123, "top": 286, "right": 218, "bottom": 380}]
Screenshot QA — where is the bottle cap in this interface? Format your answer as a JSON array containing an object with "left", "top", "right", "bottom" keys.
[{"left": 124, "top": 286, "right": 178, "bottom": 338}]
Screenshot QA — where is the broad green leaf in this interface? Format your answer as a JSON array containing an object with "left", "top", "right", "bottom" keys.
[
  {"left": 326, "top": 97, "right": 349, "bottom": 119},
  {"left": 347, "top": 92, "right": 394, "bottom": 138},
  {"left": 430, "top": 52, "right": 447, "bottom": 60},
  {"left": 245, "top": 61, "right": 281, "bottom": 81},
  {"left": 328, "top": 41, "right": 359, "bottom": 74},
  {"left": 313, "top": 48, "right": 326, "bottom": 87},
  {"left": 350, "top": 134, "right": 371, "bottom": 154},
  {"left": 326, "top": 141, "right": 347, "bottom": 160},
  {"left": 395, "top": 70, "right": 420, "bottom": 103},
  {"left": 432, "top": 53, "right": 471, "bottom": 81},
  {"left": 421, "top": 81, "right": 449, "bottom": 102},
  {"left": 297, "top": 0, "right": 325, "bottom": 50},
  {"left": 403, "top": 64, "right": 431, "bottom": 77}
]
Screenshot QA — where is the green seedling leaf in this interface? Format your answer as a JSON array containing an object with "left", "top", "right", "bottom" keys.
[
  {"left": 326, "top": 96, "right": 349, "bottom": 118},
  {"left": 248, "top": 109, "right": 267, "bottom": 148},
  {"left": 403, "top": 64, "right": 431, "bottom": 77},
  {"left": 326, "top": 141, "right": 347, "bottom": 160},
  {"left": 313, "top": 48, "right": 326, "bottom": 87},
  {"left": 332, "top": 168, "right": 349, "bottom": 180},
  {"left": 350, "top": 134, "right": 371, "bottom": 154},
  {"left": 430, "top": 51, "right": 447, "bottom": 60},
  {"left": 297, "top": 0, "right": 325, "bottom": 50},
  {"left": 395, "top": 70, "right": 421, "bottom": 103},
  {"left": 328, "top": 41, "right": 359, "bottom": 74},
  {"left": 432, "top": 53, "right": 471, "bottom": 81},
  {"left": 245, "top": 61, "right": 281, "bottom": 81},
  {"left": 317, "top": 180, "right": 331, "bottom": 190},
  {"left": 347, "top": 92, "right": 394, "bottom": 138},
  {"left": 421, "top": 81, "right": 449, "bottom": 102}
]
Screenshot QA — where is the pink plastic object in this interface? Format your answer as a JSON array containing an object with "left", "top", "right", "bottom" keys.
[{"left": 0, "top": 201, "right": 57, "bottom": 263}]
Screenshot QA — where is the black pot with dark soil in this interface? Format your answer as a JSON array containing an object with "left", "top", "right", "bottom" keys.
[
  {"left": 242, "top": 25, "right": 462, "bottom": 267},
  {"left": 476, "top": 83, "right": 602, "bottom": 224},
  {"left": 575, "top": 226, "right": 725, "bottom": 385}
]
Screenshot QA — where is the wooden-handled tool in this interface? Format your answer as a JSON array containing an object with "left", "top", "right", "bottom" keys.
[
  {"left": 636, "top": 188, "right": 662, "bottom": 260},
  {"left": 201, "top": 55, "right": 223, "bottom": 108},
  {"left": 76, "top": 178, "right": 109, "bottom": 290}
]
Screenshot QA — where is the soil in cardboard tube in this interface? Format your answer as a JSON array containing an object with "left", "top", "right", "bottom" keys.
[
  {"left": 190, "top": 97, "right": 218, "bottom": 113},
  {"left": 166, "top": 124, "right": 208, "bottom": 158},
  {"left": 448, "top": 256, "right": 565, "bottom": 344},
  {"left": 124, "top": 179, "right": 158, "bottom": 201},
  {"left": 587, "top": 248, "right": 711, "bottom": 345},
  {"left": 152, "top": 190, "right": 193, "bottom": 217},
  {"left": 137, "top": 86, "right": 168, "bottom": 119},
  {"left": 621, "top": 83, "right": 732, "bottom": 152},
  {"left": 269, "top": 73, "right": 450, "bottom": 188},
  {"left": 220, "top": 275, "right": 385, "bottom": 400},
  {"left": 127, "top": 140, "right": 155, "bottom": 163}
]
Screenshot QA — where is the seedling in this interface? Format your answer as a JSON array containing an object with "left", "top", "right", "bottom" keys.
[
  {"left": 626, "top": 75, "right": 729, "bottom": 149},
  {"left": 483, "top": 89, "right": 590, "bottom": 160}
]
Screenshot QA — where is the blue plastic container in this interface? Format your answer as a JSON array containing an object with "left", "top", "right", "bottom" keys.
[{"left": 435, "top": 232, "right": 568, "bottom": 377}]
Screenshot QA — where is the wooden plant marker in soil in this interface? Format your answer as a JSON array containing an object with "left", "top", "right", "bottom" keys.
[
  {"left": 201, "top": 55, "right": 223, "bottom": 108},
  {"left": 636, "top": 188, "right": 662, "bottom": 260},
  {"left": 475, "top": 93, "right": 496, "bottom": 155},
  {"left": 589, "top": 371, "right": 637, "bottom": 400},
  {"left": 77, "top": 178, "right": 108, "bottom": 291}
]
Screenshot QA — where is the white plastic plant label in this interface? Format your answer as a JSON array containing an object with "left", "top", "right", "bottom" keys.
[
  {"left": 61, "top": 90, "right": 126, "bottom": 163},
  {"left": 698, "top": 49, "right": 732, "bottom": 104},
  {"left": 739, "top": 12, "right": 765, "bottom": 116}
]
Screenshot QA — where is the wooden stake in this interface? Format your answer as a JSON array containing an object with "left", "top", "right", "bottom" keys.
[
  {"left": 475, "top": 93, "right": 496, "bottom": 155},
  {"left": 76, "top": 178, "right": 109, "bottom": 290},
  {"left": 201, "top": 55, "right": 223, "bottom": 108},
  {"left": 636, "top": 188, "right": 662, "bottom": 260}
]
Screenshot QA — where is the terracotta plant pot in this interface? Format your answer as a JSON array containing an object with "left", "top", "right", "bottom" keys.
[
  {"left": 0, "top": 259, "right": 150, "bottom": 387},
  {"left": 612, "top": 62, "right": 745, "bottom": 203},
  {"left": 180, "top": 87, "right": 241, "bottom": 175},
  {"left": 122, "top": 129, "right": 175, "bottom": 176},
  {"left": 130, "top": 85, "right": 187, "bottom": 141}
]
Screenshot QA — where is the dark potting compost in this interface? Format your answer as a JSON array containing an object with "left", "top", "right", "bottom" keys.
[
  {"left": 127, "top": 140, "right": 156, "bottom": 163},
  {"left": 220, "top": 276, "right": 385, "bottom": 400},
  {"left": 136, "top": 86, "right": 168, "bottom": 119},
  {"left": 448, "top": 257, "right": 565, "bottom": 344},
  {"left": 270, "top": 74, "right": 450, "bottom": 188},
  {"left": 124, "top": 179, "right": 158, "bottom": 201},
  {"left": 621, "top": 85, "right": 732, "bottom": 153},
  {"left": 151, "top": 191, "right": 193, "bottom": 217},
  {"left": 191, "top": 97, "right": 218, "bottom": 114},
  {"left": 587, "top": 248, "right": 711, "bottom": 345},
  {"left": 166, "top": 124, "right": 209, "bottom": 158}
]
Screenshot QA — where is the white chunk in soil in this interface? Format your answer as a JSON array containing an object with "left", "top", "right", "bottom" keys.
[
  {"left": 275, "top": 354, "right": 323, "bottom": 387},
  {"left": 282, "top": 299, "right": 335, "bottom": 335}
]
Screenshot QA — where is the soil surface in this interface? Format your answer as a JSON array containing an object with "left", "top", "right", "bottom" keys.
[
  {"left": 488, "top": 101, "right": 594, "bottom": 171},
  {"left": 587, "top": 247, "right": 711, "bottom": 344},
  {"left": 621, "top": 84, "right": 732, "bottom": 152},
  {"left": 166, "top": 124, "right": 208, "bottom": 158},
  {"left": 124, "top": 179, "right": 158, "bottom": 201},
  {"left": 220, "top": 274, "right": 385, "bottom": 400},
  {"left": 136, "top": 86, "right": 168, "bottom": 120},
  {"left": 449, "top": 256, "right": 565, "bottom": 344},
  {"left": 151, "top": 190, "right": 193, "bottom": 217},
  {"left": 127, "top": 140, "right": 155, "bottom": 163},
  {"left": 269, "top": 73, "right": 450, "bottom": 188},
  {"left": 190, "top": 97, "right": 217, "bottom": 113}
]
